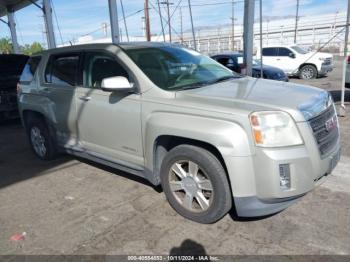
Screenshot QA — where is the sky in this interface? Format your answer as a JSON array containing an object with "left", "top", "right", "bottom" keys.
[{"left": 0, "top": 0, "right": 347, "bottom": 47}]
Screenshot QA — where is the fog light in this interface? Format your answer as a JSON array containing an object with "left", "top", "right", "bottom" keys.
[{"left": 279, "top": 164, "right": 291, "bottom": 190}]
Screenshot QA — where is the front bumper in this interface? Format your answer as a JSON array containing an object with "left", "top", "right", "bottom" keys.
[
  {"left": 234, "top": 194, "right": 305, "bottom": 217},
  {"left": 319, "top": 64, "right": 333, "bottom": 75},
  {"left": 224, "top": 122, "right": 341, "bottom": 217}
]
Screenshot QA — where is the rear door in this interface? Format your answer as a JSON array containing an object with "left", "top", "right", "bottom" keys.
[
  {"left": 42, "top": 53, "right": 81, "bottom": 146},
  {"left": 261, "top": 47, "right": 279, "bottom": 68},
  {"left": 75, "top": 50, "right": 144, "bottom": 166}
]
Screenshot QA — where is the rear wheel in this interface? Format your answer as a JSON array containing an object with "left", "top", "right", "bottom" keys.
[
  {"left": 26, "top": 117, "right": 58, "bottom": 160},
  {"left": 160, "top": 145, "right": 232, "bottom": 224},
  {"left": 299, "top": 65, "right": 317, "bottom": 79}
]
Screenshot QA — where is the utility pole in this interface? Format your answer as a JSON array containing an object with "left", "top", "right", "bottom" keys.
[
  {"left": 145, "top": 0, "right": 151, "bottom": 41},
  {"left": 243, "top": 0, "right": 255, "bottom": 76},
  {"left": 231, "top": 0, "right": 235, "bottom": 51},
  {"left": 108, "top": 0, "right": 120, "bottom": 44},
  {"left": 120, "top": 0, "right": 129, "bottom": 42},
  {"left": 180, "top": 7, "right": 184, "bottom": 44},
  {"left": 161, "top": 1, "right": 173, "bottom": 42},
  {"left": 294, "top": 0, "right": 299, "bottom": 44},
  {"left": 157, "top": 0, "right": 166, "bottom": 42},
  {"left": 259, "top": 0, "right": 263, "bottom": 79},
  {"left": 188, "top": 0, "right": 197, "bottom": 50},
  {"left": 339, "top": 0, "right": 350, "bottom": 117}
]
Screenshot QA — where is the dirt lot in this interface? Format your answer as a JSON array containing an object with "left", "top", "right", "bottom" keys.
[{"left": 0, "top": 60, "right": 350, "bottom": 256}]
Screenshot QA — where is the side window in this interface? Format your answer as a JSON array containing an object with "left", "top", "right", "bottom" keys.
[
  {"left": 19, "top": 56, "right": 41, "bottom": 84},
  {"left": 262, "top": 48, "right": 278, "bottom": 56},
  {"left": 45, "top": 54, "right": 80, "bottom": 87},
  {"left": 84, "top": 52, "right": 129, "bottom": 89},
  {"left": 278, "top": 48, "right": 292, "bottom": 57},
  {"left": 217, "top": 57, "right": 230, "bottom": 67}
]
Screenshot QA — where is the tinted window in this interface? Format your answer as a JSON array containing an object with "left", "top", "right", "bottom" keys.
[
  {"left": 279, "top": 48, "right": 292, "bottom": 57},
  {"left": 84, "top": 52, "right": 129, "bottom": 88},
  {"left": 45, "top": 55, "right": 79, "bottom": 87},
  {"left": 217, "top": 57, "right": 232, "bottom": 66},
  {"left": 20, "top": 56, "right": 41, "bottom": 83},
  {"left": 262, "top": 48, "right": 278, "bottom": 56}
]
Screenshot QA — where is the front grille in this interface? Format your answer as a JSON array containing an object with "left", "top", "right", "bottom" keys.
[
  {"left": 308, "top": 105, "right": 339, "bottom": 157},
  {"left": 322, "top": 58, "right": 332, "bottom": 66}
]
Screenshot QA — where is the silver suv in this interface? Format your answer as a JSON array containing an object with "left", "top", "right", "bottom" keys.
[{"left": 18, "top": 43, "right": 341, "bottom": 223}]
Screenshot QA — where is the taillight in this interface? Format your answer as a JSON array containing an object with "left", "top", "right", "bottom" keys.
[{"left": 347, "top": 55, "right": 350, "bottom": 64}]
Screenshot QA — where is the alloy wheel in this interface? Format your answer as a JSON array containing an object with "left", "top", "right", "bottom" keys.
[{"left": 168, "top": 160, "right": 214, "bottom": 212}]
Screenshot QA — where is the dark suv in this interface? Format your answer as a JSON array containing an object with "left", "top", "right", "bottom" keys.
[{"left": 0, "top": 54, "right": 28, "bottom": 122}]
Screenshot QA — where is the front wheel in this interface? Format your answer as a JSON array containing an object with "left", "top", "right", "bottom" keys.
[
  {"left": 299, "top": 65, "right": 317, "bottom": 80},
  {"left": 160, "top": 145, "right": 232, "bottom": 224}
]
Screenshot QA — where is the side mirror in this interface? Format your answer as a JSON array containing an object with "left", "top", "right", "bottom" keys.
[
  {"left": 101, "top": 76, "right": 133, "bottom": 92},
  {"left": 289, "top": 53, "right": 296, "bottom": 59}
]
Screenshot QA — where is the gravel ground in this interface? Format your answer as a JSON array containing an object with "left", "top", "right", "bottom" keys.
[{"left": 0, "top": 58, "right": 349, "bottom": 256}]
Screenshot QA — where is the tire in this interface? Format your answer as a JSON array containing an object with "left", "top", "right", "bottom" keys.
[
  {"left": 160, "top": 145, "right": 232, "bottom": 224},
  {"left": 26, "top": 117, "right": 58, "bottom": 160},
  {"left": 299, "top": 64, "right": 317, "bottom": 80}
]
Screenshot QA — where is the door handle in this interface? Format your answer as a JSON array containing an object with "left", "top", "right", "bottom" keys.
[
  {"left": 79, "top": 96, "right": 91, "bottom": 101},
  {"left": 276, "top": 58, "right": 281, "bottom": 61}
]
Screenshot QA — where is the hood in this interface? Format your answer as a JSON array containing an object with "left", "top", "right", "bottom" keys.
[
  {"left": 175, "top": 77, "right": 328, "bottom": 122},
  {"left": 302, "top": 51, "right": 333, "bottom": 61}
]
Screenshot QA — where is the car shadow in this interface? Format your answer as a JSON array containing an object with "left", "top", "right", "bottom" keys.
[
  {"left": 0, "top": 120, "right": 72, "bottom": 189},
  {"left": 74, "top": 156, "right": 163, "bottom": 193}
]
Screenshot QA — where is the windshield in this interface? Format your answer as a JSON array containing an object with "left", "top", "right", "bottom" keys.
[
  {"left": 124, "top": 46, "right": 239, "bottom": 91},
  {"left": 291, "top": 46, "right": 309, "bottom": 54},
  {"left": 252, "top": 59, "right": 261, "bottom": 66}
]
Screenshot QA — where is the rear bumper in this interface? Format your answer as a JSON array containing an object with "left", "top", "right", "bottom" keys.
[{"left": 0, "top": 93, "right": 19, "bottom": 120}]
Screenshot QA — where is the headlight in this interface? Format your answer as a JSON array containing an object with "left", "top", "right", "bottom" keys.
[
  {"left": 319, "top": 57, "right": 326, "bottom": 61},
  {"left": 249, "top": 111, "right": 303, "bottom": 147}
]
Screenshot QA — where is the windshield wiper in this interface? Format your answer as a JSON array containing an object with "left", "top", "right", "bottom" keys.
[
  {"left": 209, "top": 75, "right": 240, "bottom": 84},
  {"left": 179, "top": 82, "right": 210, "bottom": 90}
]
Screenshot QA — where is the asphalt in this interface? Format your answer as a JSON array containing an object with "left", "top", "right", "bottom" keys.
[{"left": 0, "top": 57, "right": 349, "bottom": 256}]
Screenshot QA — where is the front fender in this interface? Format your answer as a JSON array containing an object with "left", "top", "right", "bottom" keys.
[{"left": 144, "top": 112, "right": 253, "bottom": 171}]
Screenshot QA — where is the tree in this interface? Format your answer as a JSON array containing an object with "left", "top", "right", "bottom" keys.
[
  {"left": 0, "top": 37, "right": 13, "bottom": 54},
  {"left": 21, "top": 42, "right": 44, "bottom": 55}
]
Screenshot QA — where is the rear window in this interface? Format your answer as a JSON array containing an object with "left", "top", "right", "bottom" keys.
[
  {"left": 262, "top": 48, "right": 278, "bottom": 56},
  {"left": 45, "top": 54, "right": 80, "bottom": 87},
  {"left": 19, "top": 56, "right": 41, "bottom": 84}
]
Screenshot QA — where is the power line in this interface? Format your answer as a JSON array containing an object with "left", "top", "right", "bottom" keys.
[
  {"left": 149, "top": 0, "right": 183, "bottom": 41},
  {"left": 51, "top": 0, "right": 64, "bottom": 45},
  {"left": 120, "top": 0, "right": 129, "bottom": 41}
]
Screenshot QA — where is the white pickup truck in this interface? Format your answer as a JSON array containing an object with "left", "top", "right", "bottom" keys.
[{"left": 256, "top": 45, "right": 333, "bottom": 80}]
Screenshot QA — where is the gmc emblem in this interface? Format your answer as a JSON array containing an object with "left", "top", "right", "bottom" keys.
[{"left": 325, "top": 116, "right": 337, "bottom": 132}]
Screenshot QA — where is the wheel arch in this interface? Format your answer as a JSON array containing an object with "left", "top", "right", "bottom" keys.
[
  {"left": 299, "top": 63, "right": 318, "bottom": 73},
  {"left": 152, "top": 135, "right": 230, "bottom": 186}
]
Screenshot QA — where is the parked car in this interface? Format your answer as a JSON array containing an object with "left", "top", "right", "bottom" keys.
[
  {"left": 0, "top": 54, "right": 28, "bottom": 122},
  {"left": 211, "top": 52, "right": 289, "bottom": 82},
  {"left": 256, "top": 45, "right": 333, "bottom": 80},
  {"left": 18, "top": 43, "right": 340, "bottom": 224},
  {"left": 346, "top": 55, "right": 350, "bottom": 88}
]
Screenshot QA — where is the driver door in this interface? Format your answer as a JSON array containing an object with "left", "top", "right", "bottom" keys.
[{"left": 75, "top": 51, "right": 144, "bottom": 166}]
